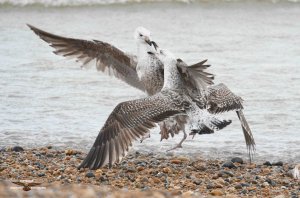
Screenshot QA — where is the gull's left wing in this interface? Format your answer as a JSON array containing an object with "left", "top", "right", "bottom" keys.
[{"left": 27, "top": 24, "right": 145, "bottom": 92}]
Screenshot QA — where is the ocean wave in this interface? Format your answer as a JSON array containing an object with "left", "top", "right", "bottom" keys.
[{"left": 0, "top": 0, "right": 299, "bottom": 7}]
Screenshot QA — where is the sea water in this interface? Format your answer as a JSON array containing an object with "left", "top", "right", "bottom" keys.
[{"left": 0, "top": 0, "right": 300, "bottom": 163}]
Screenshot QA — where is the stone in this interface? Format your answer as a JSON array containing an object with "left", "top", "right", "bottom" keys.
[
  {"left": 37, "top": 172, "right": 45, "bottom": 177},
  {"left": 162, "top": 167, "right": 172, "bottom": 174},
  {"left": 137, "top": 166, "right": 145, "bottom": 171},
  {"left": 231, "top": 157, "right": 243, "bottom": 164},
  {"left": 219, "top": 170, "right": 234, "bottom": 177},
  {"left": 12, "top": 146, "right": 24, "bottom": 152},
  {"left": 272, "top": 161, "right": 283, "bottom": 166},
  {"left": 222, "top": 161, "right": 236, "bottom": 169},
  {"left": 262, "top": 182, "right": 269, "bottom": 187},
  {"left": 210, "top": 189, "right": 224, "bottom": 196},
  {"left": 170, "top": 159, "right": 182, "bottom": 164},
  {"left": 266, "top": 178, "right": 276, "bottom": 186},
  {"left": 263, "top": 161, "right": 272, "bottom": 166},
  {"left": 274, "top": 195, "right": 285, "bottom": 198},
  {"left": 206, "top": 183, "right": 215, "bottom": 189},
  {"left": 241, "top": 183, "right": 250, "bottom": 187},
  {"left": 170, "top": 190, "right": 182, "bottom": 196},
  {"left": 235, "top": 184, "right": 242, "bottom": 189},
  {"left": 192, "top": 179, "right": 202, "bottom": 185},
  {"left": 85, "top": 172, "right": 95, "bottom": 178},
  {"left": 125, "top": 166, "right": 136, "bottom": 173}
]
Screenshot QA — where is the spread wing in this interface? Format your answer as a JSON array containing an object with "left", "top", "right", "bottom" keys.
[
  {"left": 177, "top": 59, "right": 215, "bottom": 91},
  {"left": 27, "top": 24, "right": 145, "bottom": 91},
  {"left": 205, "top": 83, "right": 255, "bottom": 161},
  {"left": 78, "top": 93, "right": 187, "bottom": 170}
]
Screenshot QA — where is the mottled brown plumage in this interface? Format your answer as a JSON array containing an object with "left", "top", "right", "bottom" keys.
[
  {"left": 78, "top": 91, "right": 190, "bottom": 169},
  {"left": 201, "top": 83, "right": 256, "bottom": 160},
  {"left": 27, "top": 24, "right": 144, "bottom": 91}
]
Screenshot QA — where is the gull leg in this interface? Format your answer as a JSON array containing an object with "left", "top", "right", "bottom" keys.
[{"left": 167, "top": 129, "right": 187, "bottom": 152}]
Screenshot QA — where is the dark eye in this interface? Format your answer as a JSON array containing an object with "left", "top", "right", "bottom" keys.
[{"left": 139, "top": 33, "right": 143, "bottom": 37}]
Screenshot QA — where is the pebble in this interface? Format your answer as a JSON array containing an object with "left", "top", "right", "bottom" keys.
[
  {"left": 206, "top": 183, "right": 215, "bottom": 189},
  {"left": 125, "top": 166, "right": 136, "bottom": 173},
  {"left": 219, "top": 170, "right": 234, "bottom": 177},
  {"left": 231, "top": 157, "right": 243, "bottom": 164},
  {"left": 85, "top": 172, "right": 95, "bottom": 178},
  {"left": 11, "top": 146, "right": 24, "bottom": 152},
  {"left": 0, "top": 148, "right": 298, "bottom": 197},
  {"left": 210, "top": 189, "right": 224, "bottom": 196},
  {"left": 262, "top": 182, "right": 270, "bottom": 187},
  {"left": 38, "top": 172, "right": 45, "bottom": 177},
  {"left": 170, "top": 159, "right": 182, "bottom": 164},
  {"left": 192, "top": 179, "right": 202, "bottom": 185},
  {"left": 222, "top": 161, "right": 236, "bottom": 169},
  {"left": 263, "top": 161, "right": 272, "bottom": 166},
  {"left": 234, "top": 184, "right": 242, "bottom": 189},
  {"left": 272, "top": 161, "right": 283, "bottom": 166}
]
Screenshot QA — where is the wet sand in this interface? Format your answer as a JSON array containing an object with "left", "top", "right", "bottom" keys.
[{"left": 0, "top": 146, "right": 299, "bottom": 197}]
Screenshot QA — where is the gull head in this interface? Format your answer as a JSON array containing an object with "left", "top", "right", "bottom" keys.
[
  {"left": 134, "top": 26, "right": 152, "bottom": 46},
  {"left": 158, "top": 49, "right": 177, "bottom": 66}
]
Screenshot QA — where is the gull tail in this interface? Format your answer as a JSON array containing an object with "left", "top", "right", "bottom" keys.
[
  {"left": 211, "top": 118, "right": 232, "bottom": 131},
  {"left": 190, "top": 124, "right": 214, "bottom": 135},
  {"left": 236, "top": 110, "right": 256, "bottom": 162}
]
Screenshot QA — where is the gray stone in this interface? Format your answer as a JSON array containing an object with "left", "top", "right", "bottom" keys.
[
  {"left": 231, "top": 157, "right": 243, "bottom": 164},
  {"left": 222, "top": 161, "right": 236, "bottom": 169},
  {"left": 85, "top": 172, "right": 95, "bottom": 178},
  {"left": 12, "top": 146, "right": 24, "bottom": 152}
]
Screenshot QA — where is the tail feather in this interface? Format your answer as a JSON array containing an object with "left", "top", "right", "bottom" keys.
[
  {"left": 190, "top": 124, "right": 215, "bottom": 135},
  {"left": 211, "top": 119, "right": 232, "bottom": 131},
  {"left": 236, "top": 110, "right": 256, "bottom": 162}
]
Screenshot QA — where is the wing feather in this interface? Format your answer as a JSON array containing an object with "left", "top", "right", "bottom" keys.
[
  {"left": 204, "top": 83, "right": 255, "bottom": 161},
  {"left": 27, "top": 24, "right": 145, "bottom": 91},
  {"left": 205, "top": 83, "right": 243, "bottom": 114},
  {"left": 78, "top": 93, "right": 186, "bottom": 169},
  {"left": 177, "top": 59, "right": 215, "bottom": 91}
]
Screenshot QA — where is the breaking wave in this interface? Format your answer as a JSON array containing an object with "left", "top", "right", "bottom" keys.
[{"left": 0, "top": 0, "right": 299, "bottom": 7}]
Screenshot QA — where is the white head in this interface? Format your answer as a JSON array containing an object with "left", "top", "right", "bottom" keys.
[
  {"left": 158, "top": 49, "right": 177, "bottom": 66},
  {"left": 134, "top": 26, "right": 152, "bottom": 45}
]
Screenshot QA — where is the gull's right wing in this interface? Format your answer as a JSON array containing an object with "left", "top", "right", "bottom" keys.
[
  {"left": 27, "top": 24, "right": 145, "bottom": 91},
  {"left": 205, "top": 83, "right": 256, "bottom": 160},
  {"left": 78, "top": 92, "right": 188, "bottom": 170}
]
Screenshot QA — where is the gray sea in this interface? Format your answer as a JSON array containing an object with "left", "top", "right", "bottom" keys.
[{"left": 1, "top": 0, "right": 300, "bottom": 163}]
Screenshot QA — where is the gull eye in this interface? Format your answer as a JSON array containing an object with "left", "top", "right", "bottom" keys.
[{"left": 139, "top": 33, "right": 143, "bottom": 37}]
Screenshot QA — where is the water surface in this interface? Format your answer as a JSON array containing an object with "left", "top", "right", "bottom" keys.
[{"left": 1, "top": 1, "right": 300, "bottom": 163}]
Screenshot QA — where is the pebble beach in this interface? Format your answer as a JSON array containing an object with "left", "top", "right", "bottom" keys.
[{"left": 0, "top": 146, "right": 299, "bottom": 197}]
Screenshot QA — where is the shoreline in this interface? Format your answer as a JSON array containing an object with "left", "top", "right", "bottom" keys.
[{"left": 0, "top": 146, "right": 299, "bottom": 197}]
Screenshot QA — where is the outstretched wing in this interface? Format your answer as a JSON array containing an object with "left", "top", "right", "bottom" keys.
[
  {"left": 27, "top": 24, "right": 145, "bottom": 91},
  {"left": 177, "top": 59, "right": 215, "bottom": 91},
  {"left": 205, "top": 83, "right": 255, "bottom": 160},
  {"left": 78, "top": 93, "right": 187, "bottom": 170}
]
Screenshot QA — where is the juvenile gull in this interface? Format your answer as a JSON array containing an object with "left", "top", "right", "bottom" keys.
[
  {"left": 78, "top": 50, "right": 213, "bottom": 169},
  {"left": 27, "top": 25, "right": 229, "bottom": 150},
  {"left": 148, "top": 46, "right": 255, "bottom": 157}
]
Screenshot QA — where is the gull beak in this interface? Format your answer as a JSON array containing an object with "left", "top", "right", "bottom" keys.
[
  {"left": 145, "top": 37, "right": 152, "bottom": 46},
  {"left": 151, "top": 41, "right": 159, "bottom": 51}
]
